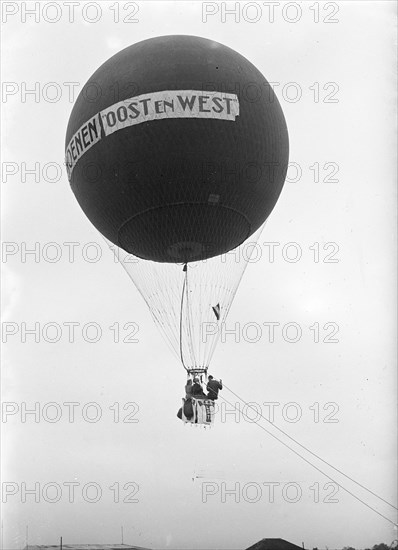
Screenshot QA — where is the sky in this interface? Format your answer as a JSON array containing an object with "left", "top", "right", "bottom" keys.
[{"left": 1, "top": 1, "right": 397, "bottom": 549}]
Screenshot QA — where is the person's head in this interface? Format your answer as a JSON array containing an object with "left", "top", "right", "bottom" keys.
[
  {"left": 186, "top": 379, "right": 192, "bottom": 386},
  {"left": 208, "top": 375, "right": 214, "bottom": 380},
  {"left": 193, "top": 376, "right": 199, "bottom": 383}
]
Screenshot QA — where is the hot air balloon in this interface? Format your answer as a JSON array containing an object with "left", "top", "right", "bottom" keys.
[{"left": 65, "top": 35, "right": 289, "bottom": 424}]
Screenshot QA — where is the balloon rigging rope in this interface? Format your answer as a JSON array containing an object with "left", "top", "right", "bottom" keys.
[
  {"left": 206, "top": 248, "right": 254, "bottom": 364},
  {"left": 184, "top": 264, "right": 197, "bottom": 367},
  {"left": 219, "top": 384, "right": 398, "bottom": 525},
  {"left": 179, "top": 266, "right": 188, "bottom": 372}
]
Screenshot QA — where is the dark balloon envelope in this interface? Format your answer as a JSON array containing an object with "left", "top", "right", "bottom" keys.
[{"left": 66, "top": 35, "right": 289, "bottom": 263}]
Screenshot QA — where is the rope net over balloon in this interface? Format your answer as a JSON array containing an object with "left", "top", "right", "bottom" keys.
[{"left": 65, "top": 36, "right": 289, "bottom": 375}]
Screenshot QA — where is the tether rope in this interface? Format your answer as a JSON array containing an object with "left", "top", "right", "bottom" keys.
[{"left": 217, "top": 384, "right": 397, "bottom": 527}]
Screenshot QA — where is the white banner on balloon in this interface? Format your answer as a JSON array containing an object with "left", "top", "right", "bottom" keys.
[
  {"left": 65, "top": 90, "right": 240, "bottom": 179},
  {"left": 100, "top": 90, "right": 240, "bottom": 136}
]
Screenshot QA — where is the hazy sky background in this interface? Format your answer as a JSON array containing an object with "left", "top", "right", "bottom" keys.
[{"left": 1, "top": 1, "right": 397, "bottom": 549}]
